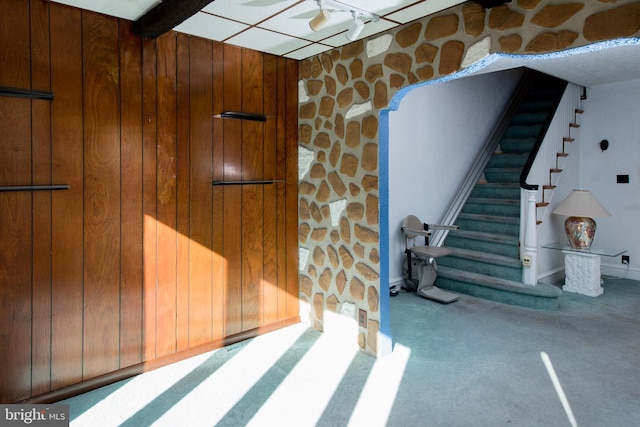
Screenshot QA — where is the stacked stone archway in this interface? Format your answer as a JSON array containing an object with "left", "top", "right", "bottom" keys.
[{"left": 298, "top": 0, "right": 640, "bottom": 355}]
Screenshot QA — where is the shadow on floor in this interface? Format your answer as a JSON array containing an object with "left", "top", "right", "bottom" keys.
[{"left": 61, "top": 278, "right": 640, "bottom": 427}]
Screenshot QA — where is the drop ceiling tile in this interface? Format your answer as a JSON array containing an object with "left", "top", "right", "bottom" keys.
[
  {"left": 321, "top": 18, "right": 398, "bottom": 47},
  {"left": 259, "top": 1, "right": 354, "bottom": 42},
  {"left": 174, "top": 12, "right": 250, "bottom": 42},
  {"left": 386, "top": 0, "right": 465, "bottom": 24},
  {"left": 203, "top": 0, "right": 301, "bottom": 26},
  {"left": 226, "top": 27, "right": 311, "bottom": 56},
  {"left": 285, "top": 42, "right": 335, "bottom": 60},
  {"left": 337, "top": 0, "right": 419, "bottom": 16},
  {"left": 49, "top": 0, "right": 640, "bottom": 88}
]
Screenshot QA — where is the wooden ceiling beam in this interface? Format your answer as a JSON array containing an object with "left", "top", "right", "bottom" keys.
[{"left": 133, "top": 0, "right": 215, "bottom": 39}]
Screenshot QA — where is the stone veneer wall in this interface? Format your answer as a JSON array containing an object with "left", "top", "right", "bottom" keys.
[{"left": 297, "top": 0, "right": 640, "bottom": 355}]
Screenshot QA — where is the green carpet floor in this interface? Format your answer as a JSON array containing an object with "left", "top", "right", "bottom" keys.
[{"left": 60, "top": 278, "right": 640, "bottom": 426}]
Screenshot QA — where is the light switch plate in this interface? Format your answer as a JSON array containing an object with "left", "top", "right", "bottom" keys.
[{"left": 617, "top": 174, "right": 629, "bottom": 183}]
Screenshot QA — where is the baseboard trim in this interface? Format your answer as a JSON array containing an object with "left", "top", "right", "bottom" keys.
[
  {"left": 601, "top": 264, "right": 640, "bottom": 281},
  {"left": 20, "top": 316, "right": 300, "bottom": 404}
]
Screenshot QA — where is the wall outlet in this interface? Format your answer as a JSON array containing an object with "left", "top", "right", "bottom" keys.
[
  {"left": 522, "top": 254, "right": 532, "bottom": 266},
  {"left": 358, "top": 309, "right": 367, "bottom": 328},
  {"left": 622, "top": 255, "right": 630, "bottom": 264}
]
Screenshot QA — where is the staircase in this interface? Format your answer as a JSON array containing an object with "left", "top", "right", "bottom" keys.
[{"left": 435, "top": 72, "right": 566, "bottom": 310}]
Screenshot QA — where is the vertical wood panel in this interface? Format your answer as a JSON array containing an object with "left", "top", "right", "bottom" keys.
[
  {"left": 142, "top": 38, "right": 158, "bottom": 361},
  {"left": 0, "top": 0, "right": 30, "bottom": 85},
  {"left": 222, "top": 44, "right": 243, "bottom": 336},
  {"left": 1, "top": 0, "right": 300, "bottom": 401},
  {"left": 211, "top": 41, "right": 226, "bottom": 341},
  {"left": 30, "top": 0, "right": 53, "bottom": 396},
  {"left": 50, "top": 3, "right": 84, "bottom": 391},
  {"left": 155, "top": 32, "right": 178, "bottom": 357},
  {"left": 276, "top": 57, "right": 289, "bottom": 320},
  {"left": 82, "top": 11, "right": 121, "bottom": 380},
  {"left": 241, "top": 49, "right": 264, "bottom": 331},
  {"left": 285, "top": 59, "right": 300, "bottom": 318},
  {"left": 175, "top": 33, "right": 191, "bottom": 352},
  {"left": 188, "top": 36, "right": 213, "bottom": 346},
  {"left": 0, "top": 102, "right": 33, "bottom": 402},
  {"left": 119, "top": 20, "right": 143, "bottom": 369},
  {"left": 0, "top": 0, "right": 32, "bottom": 402},
  {"left": 263, "top": 54, "right": 279, "bottom": 326}
]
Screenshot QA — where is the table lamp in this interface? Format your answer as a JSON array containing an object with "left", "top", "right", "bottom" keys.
[{"left": 552, "top": 190, "right": 611, "bottom": 249}]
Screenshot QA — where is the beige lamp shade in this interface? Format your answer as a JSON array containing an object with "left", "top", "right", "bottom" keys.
[
  {"left": 552, "top": 190, "right": 611, "bottom": 218},
  {"left": 553, "top": 190, "right": 610, "bottom": 249}
]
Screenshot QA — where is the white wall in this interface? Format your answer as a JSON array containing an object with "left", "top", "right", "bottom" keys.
[
  {"left": 578, "top": 79, "right": 640, "bottom": 280},
  {"left": 387, "top": 69, "right": 523, "bottom": 284}
]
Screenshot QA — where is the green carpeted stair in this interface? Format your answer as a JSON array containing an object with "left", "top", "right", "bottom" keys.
[{"left": 435, "top": 72, "right": 565, "bottom": 310}]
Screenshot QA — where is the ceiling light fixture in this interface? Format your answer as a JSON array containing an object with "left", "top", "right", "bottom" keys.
[
  {"left": 345, "top": 13, "right": 365, "bottom": 41},
  {"left": 309, "top": 9, "right": 331, "bottom": 32},
  {"left": 309, "top": 0, "right": 379, "bottom": 41}
]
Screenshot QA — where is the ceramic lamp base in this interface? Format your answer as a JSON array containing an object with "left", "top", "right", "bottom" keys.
[{"left": 564, "top": 216, "right": 596, "bottom": 249}]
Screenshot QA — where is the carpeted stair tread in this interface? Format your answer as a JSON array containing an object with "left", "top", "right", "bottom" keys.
[
  {"left": 484, "top": 167, "right": 522, "bottom": 174},
  {"left": 461, "top": 200, "right": 520, "bottom": 217},
  {"left": 500, "top": 136, "right": 536, "bottom": 145},
  {"left": 455, "top": 216, "right": 520, "bottom": 236},
  {"left": 518, "top": 99, "right": 555, "bottom": 112},
  {"left": 503, "top": 124, "right": 544, "bottom": 138},
  {"left": 436, "top": 266, "right": 562, "bottom": 298},
  {"left": 473, "top": 182, "right": 520, "bottom": 188},
  {"left": 446, "top": 229, "right": 519, "bottom": 259},
  {"left": 466, "top": 197, "right": 519, "bottom": 206},
  {"left": 486, "top": 153, "right": 529, "bottom": 168},
  {"left": 447, "top": 228, "right": 518, "bottom": 245},
  {"left": 500, "top": 138, "right": 536, "bottom": 153},
  {"left": 510, "top": 111, "right": 549, "bottom": 125},
  {"left": 484, "top": 167, "right": 523, "bottom": 183},
  {"left": 457, "top": 212, "right": 520, "bottom": 224},
  {"left": 471, "top": 183, "right": 521, "bottom": 199},
  {"left": 445, "top": 247, "right": 522, "bottom": 268}
]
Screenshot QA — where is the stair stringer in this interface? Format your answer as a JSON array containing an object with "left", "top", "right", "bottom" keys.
[
  {"left": 523, "top": 83, "right": 585, "bottom": 284},
  {"left": 520, "top": 83, "right": 584, "bottom": 232}
]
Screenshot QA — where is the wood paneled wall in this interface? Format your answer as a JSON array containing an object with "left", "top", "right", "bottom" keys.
[{"left": 0, "top": 0, "right": 299, "bottom": 403}]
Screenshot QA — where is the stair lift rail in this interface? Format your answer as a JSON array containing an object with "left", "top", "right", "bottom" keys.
[{"left": 430, "top": 69, "right": 538, "bottom": 248}]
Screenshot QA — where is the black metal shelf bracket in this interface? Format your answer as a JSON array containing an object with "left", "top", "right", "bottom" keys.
[
  {"left": 0, "top": 86, "right": 54, "bottom": 100},
  {"left": 0, "top": 184, "right": 70, "bottom": 192},
  {"left": 212, "top": 180, "right": 284, "bottom": 186},
  {"left": 213, "top": 111, "right": 267, "bottom": 122}
]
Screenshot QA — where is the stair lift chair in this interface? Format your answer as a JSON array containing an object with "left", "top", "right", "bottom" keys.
[{"left": 401, "top": 215, "right": 460, "bottom": 303}]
